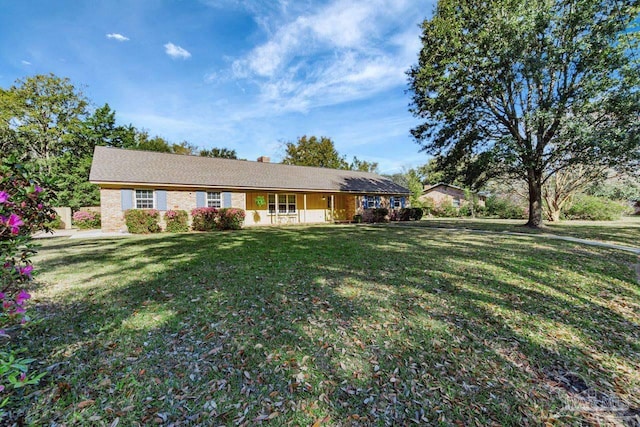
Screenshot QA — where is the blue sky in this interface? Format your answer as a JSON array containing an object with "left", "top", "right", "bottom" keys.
[{"left": 0, "top": 0, "right": 436, "bottom": 173}]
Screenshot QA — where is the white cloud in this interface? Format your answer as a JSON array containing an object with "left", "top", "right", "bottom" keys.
[
  {"left": 228, "top": 0, "right": 431, "bottom": 113},
  {"left": 106, "top": 33, "right": 129, "bottom": 42},
  {"left": 21, "top": 60, "right": 31, "bottom": 65},
  {"left": 164, "top": 42, "right": 192, "bottom": 59}
]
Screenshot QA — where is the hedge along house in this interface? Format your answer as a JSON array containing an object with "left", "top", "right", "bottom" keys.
[{"left": 89, "top": 146, "right": 411, "bottom": 232}]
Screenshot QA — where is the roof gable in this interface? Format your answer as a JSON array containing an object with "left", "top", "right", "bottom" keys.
[{"left": 89, "top": 147, "right": 410, "bottom": 195}]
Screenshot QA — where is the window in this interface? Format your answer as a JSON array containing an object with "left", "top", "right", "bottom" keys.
[
  {"left": 392, "top": 197, "right": 402, "bottom": 209},
  {"left": 452, "top": 197, "right": 461, "bottom": 208},
  {"left": 135, "top": 190, "right": 154, "bottom": 209},
  {"left": 207, "top": 192, "right": 221, "bottom": 208},
  {"left": 268, "top": 194, "right": 296, "bottom": 214},
  {"left": 363, "top": 195, "right": 377, "bottom": 209}
]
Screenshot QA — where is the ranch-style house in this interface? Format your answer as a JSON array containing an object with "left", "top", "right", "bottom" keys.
[{"left": 89, "top": 147, "right": 411, "bottom": 232}]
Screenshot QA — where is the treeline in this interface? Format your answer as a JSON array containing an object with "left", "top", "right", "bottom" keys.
[{"left": 0, "top": 74, "right": 236, "bottom": 209}]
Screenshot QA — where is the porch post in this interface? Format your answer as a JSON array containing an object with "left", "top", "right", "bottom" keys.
[
  {"left": 303, "top": 194, "right": 307, "bottom": 224},
  {"left": 274, "top": 193, "right": 278, "bottom": 224},
  {"left": 331, "top": 194, "right": 335, "bottom": 223}
]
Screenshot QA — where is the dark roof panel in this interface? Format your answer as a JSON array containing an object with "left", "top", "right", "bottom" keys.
[{"left": 90, "top": 146, "right": 410, "bottom": 195}]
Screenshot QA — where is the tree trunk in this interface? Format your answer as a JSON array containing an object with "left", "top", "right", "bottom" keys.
[{"left": 526, "top": 171, "right": 544, "bottom": 228}]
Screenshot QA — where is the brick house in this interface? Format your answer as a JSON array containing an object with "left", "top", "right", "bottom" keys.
[
  {"left": 418, "top": 183, "right": 486, "bottom": 209},
  {"left": 89, "top": 147, "right": 411, "bottom": 232}
]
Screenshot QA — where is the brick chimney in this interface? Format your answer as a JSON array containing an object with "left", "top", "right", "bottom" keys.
[{"left": 257, "top": 156, "right": 270, "bottom": 163}]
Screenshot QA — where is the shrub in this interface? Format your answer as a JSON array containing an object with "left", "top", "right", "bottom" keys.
[
  {"left": 124, "top": 209, "right": 161, "bottom": 233},
  {"left": 217, "top": 208, "right": 245, "bottom": 230},
  {"left": 353, "top": 214, "right": 363, "bottom": 223},
  {"left": 45, "top": 214, "right": 63, "bottom": 229},
  {"left": 1, "top": 156, "right": 55, "bottom": 416},
  {"left": 398, "top": 208, "right": 411, "bottom": 221},
  {"left": 410, "top": 207, "right": 424, "bottom": 220},
  {"left": 164, "top": 210, "right": 189, "bottom": 233},
  {"left": 361, "top": 208, "right": 389, "bottom": 223},
  {"left": 484, "top": 196, "right": 525, "bottom": 219},
  {"left": 191, "top": 207, "right": 218, "bottom": 231},
  {"left": 432, "top": 200, "right": 459, "bottom": 217},
  {"left": 563, "top": 195, "right": 628, "bottom": 221},
  {"left": 373, "top": 208, "right": 389, "bottom": 223},
  {"left": 72, "top": 210, "right": 101, "bottom": 229}
]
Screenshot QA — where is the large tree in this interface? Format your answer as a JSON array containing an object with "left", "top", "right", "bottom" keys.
[
  {"left": 408, "top": 0, "right": 640, "bottom": 227},
  {"left": 1, "top": 74, "right": 89, "bottom": 173},
  {"left": 282, "top": 135, "right": 349, "bottom": 169}
]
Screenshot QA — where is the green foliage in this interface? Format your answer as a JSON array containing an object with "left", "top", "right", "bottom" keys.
[
  {"left": 0, "top": 156, "right": 54, "bottom": 417},
  {"left": 352, "top": 214, "right": 363, "bottom": 223},
  {"left": 484, "top": 196, "right": 526, "bottom": 219},
  {"left": 44, "top": 215, "right": 62, "bottom": 230},
  {"left": 282, "top": 136, "right": 349, "bottom": 169},
  {"left": 217, "top": 208, "right": 245, "bottom": 230},
  {"left": 77, "top": 103, "right": 136, "bottom": 152},
  {"left": 1, "top": 74, "right": 89, "bottom": 169},
  {"left": 408, "top": 0, "right": 640, "bottom": 227},
  {"left": 124, "top": 209, "right": 161, "bottom": 234},
  {"left": 199, "top": 147, "right": 238, "bottom": 159},
  {"left": 587, "top": 174, "right": 640, "bottom": 201},
  {"left": 563, "top": 195, "right": 628, "bottom": 221},
  {"left": 190, "top": 208, "right": 218, "bottom": 231},
  {"left": 432, "top": 200, "right": 459, "bottom": 218},
  {"left": 50, "top": 154, "right": 99, "bottom": 209},
  {"left": 164, "top": 210, "right": 189, "bottom": 233},
  {"left": 349, "top": 156, "right": 379, "bottom": 173}
]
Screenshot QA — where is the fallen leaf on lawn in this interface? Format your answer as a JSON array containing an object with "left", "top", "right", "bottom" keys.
[
  {"left": 268, "top": 411, "right": 280, "bottom": 420},
  {"left": 77, "top": 399, "right": 95, "bottom": 409},
  {"left": 312, "top": 415, "right": 331, "bottom": 426}
]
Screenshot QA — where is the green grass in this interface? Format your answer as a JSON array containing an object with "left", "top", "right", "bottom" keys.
[
  {"left": 410, "top": 216, "right": 640, "bottom": 248},
  {"left": 7, "top": 225, "right": 640, "bottom": 425}
]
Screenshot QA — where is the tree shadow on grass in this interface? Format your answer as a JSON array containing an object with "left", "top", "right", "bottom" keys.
[{"left": 12, "top": 225, "right": 640, "bottom": 425}]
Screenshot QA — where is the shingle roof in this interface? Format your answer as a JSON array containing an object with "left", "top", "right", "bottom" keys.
[{"left": 90, "top": 146, "right": 410, "bottom": 195}]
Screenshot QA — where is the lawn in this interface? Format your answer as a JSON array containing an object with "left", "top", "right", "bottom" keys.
[
  {"left": 409, "top": 216, "right": 640, "bottom": 248},
  {"left": 7, "top": 225, "right": 640, "bottom": 425}
]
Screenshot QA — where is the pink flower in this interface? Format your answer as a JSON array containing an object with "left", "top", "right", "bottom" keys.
[
  {"left": 2, "top": 214, "right": 24, "bottom": 234},
  {"left": 0, "top": 191, "right": 8, "bottom": 203},
  {"left": 13, "top": 306, "right": 25, "bottom": 315},
  {"left": 0, "top": 385, "right": 4, "bottom": 392},
  {"left": 2, "top": 301, "right": 11, "bottom": 310},
  {"left": 15, "top": 290, "right": 31, "bottom": 305},
  {"left": 18, "top": 265, "right": 33, "bottom": 278},
  {"left": 0, "top": 292, "right": 4, "bottom": 300},
  {"left": 34, "top": 185, "right": 43, "bottom": 194},
  {"left": 18, "top": 373, "right": 26, "bottom": 382}
]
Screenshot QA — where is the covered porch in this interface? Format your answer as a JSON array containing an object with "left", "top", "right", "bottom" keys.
[{"left": 244, "top": 192, "right": 357, "bottom": 226}]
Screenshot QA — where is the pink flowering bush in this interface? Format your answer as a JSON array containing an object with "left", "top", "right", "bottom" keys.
[
  {"left": 191, "top": 207, "right": 218, "bottom": 231},
  {"left": 0, "top": 155, "right": 55, "bottom": 417},
  {"left": 164, "top": 210, "right": 188, "bottom": 233},
  {"left": 124, "top": 209, "right": 161, "bottom": 233},
  {"left": 190, "top": 208, "right": 245, "bottom": 231},
  {"left": 72, "top": 210, "right": 101, "bottom": 229},
  {"left": 217, "top": 208, "right": 245, "bottom": 230}
]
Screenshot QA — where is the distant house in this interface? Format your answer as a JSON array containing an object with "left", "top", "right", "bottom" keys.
[
  {"left": 418, "top": 183, "right": 486, "bottom": 208},
  {"left": 89, "top": 147, "right": 411, "bottom": 232}
]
